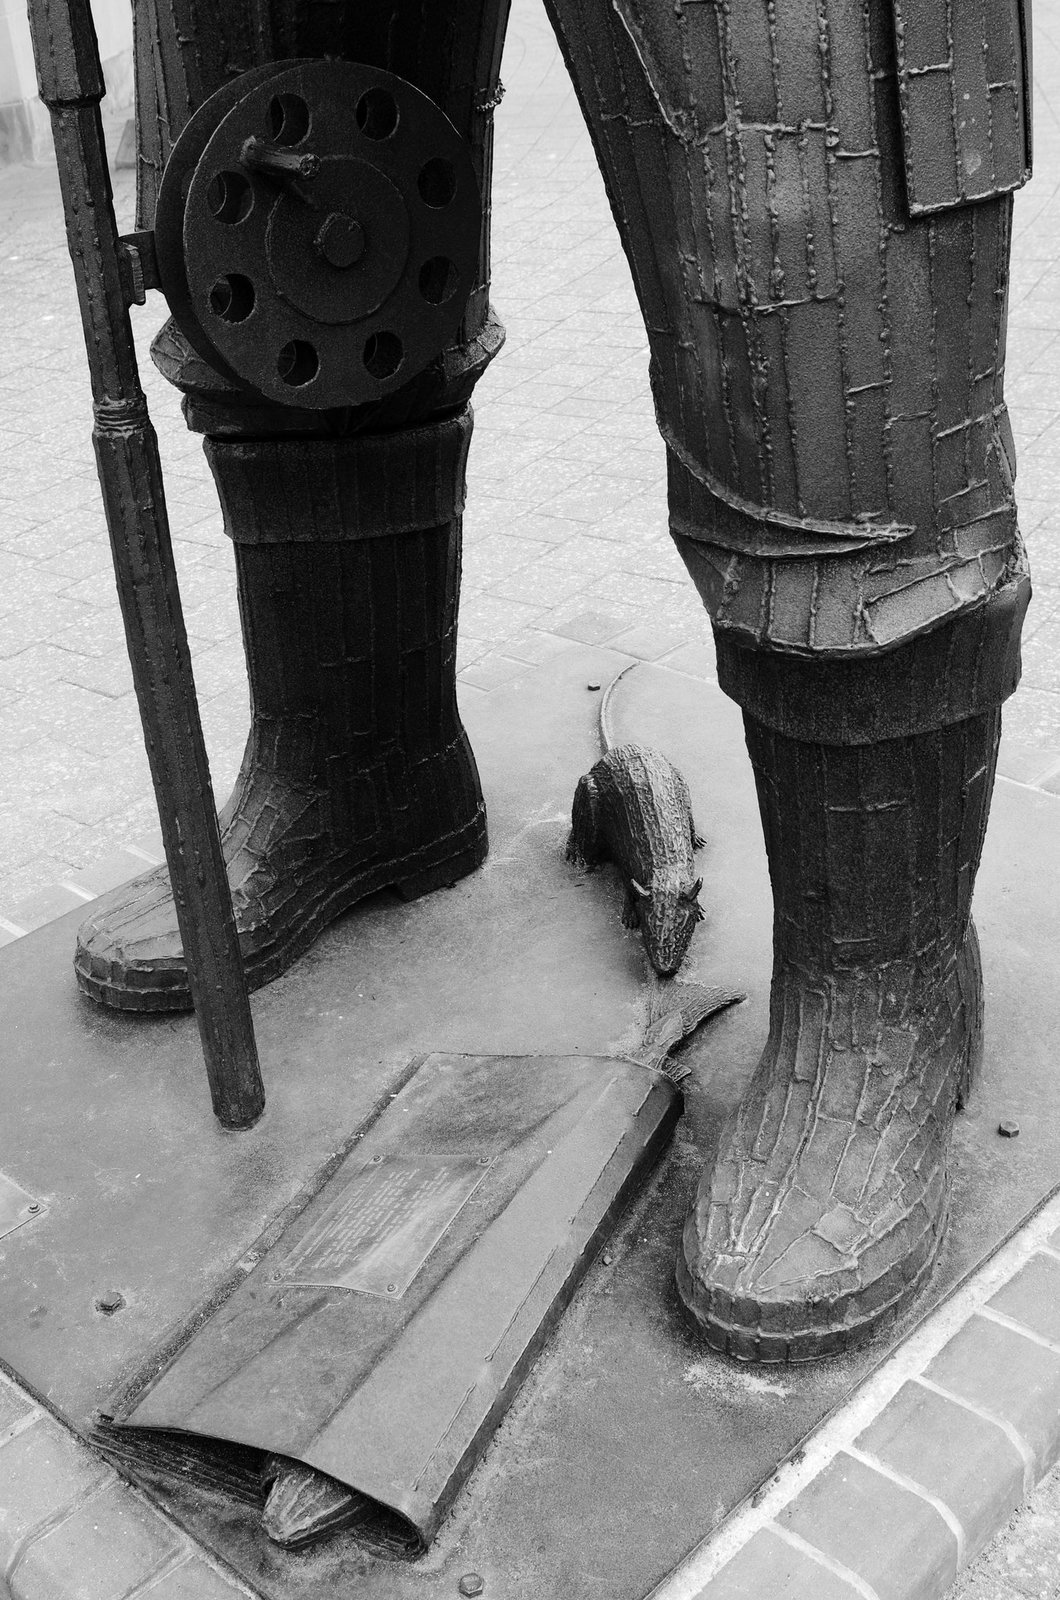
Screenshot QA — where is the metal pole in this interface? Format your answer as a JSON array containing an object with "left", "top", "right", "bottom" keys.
[{"left": 27, "top": 0, "right": 265, "bottom": 1130}]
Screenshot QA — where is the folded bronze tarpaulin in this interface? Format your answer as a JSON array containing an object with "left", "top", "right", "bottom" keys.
[{"left": 97, "top": 1050, "right": 686, "bottom": 1549}]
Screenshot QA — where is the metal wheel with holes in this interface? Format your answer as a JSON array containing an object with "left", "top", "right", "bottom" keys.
[{"left": 153, "top": 60, "right": 482, "bottom": 410}]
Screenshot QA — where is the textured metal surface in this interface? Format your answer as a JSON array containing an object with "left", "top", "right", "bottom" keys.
[
  {"left": 94, "top": 0, "right": 510, "bottom": 1024},
  {"left": 568, "top": 743, "right": 703, "bottom": 978},
  {"left": 679, "top": 706, "right": 999, "bottom": 1360},
  {"left": 567, "top": 665, "right": 705, "bottom": 978},
  {"left": 892, "top": 0, "right": 1031, "bottom": 214},
  {"left": 546, "top": 0, "right": 1024, "bottom": 656},
  {"left": 261, "top": 1458, "right": 378, "bottom": 1551},
  {"left": 131, "top": 0, "right": 510, "bottom": 361},
  {"left": 154, "top": 59, "right": 482, "bottom": 407},
  {"left": 542, "top": 0, "right": 1033, "bottom": 1358},
  {"left": 0, "top": 651, "right": 1059, "bottom": 1597},
  {"left": 0, "top": 1171, "right": 45, "bottom": 1242},
  {"left": 74, "top": 410, "right": 487, "bottom": 1012},
  {"left": 272, "top": 1154, "right": 492, "bottom": 1297},
  {"left": 150, "top": 61, "right": 286, "bottom": 395},
  {"left": 107, "top": 1052, "right": 680, "bottom": 1544}
]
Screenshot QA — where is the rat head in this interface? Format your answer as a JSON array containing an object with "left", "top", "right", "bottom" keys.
[{"left": 631, "top": 873, "right": 704, "bottom": 977}]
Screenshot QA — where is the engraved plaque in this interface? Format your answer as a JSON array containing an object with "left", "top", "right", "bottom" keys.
[
  {"left": 0, "top": 1170, "right": 45, "bottom": 1241},
  {"left": 273, "top": 1155, "right": 491, "bottom": 1298}
]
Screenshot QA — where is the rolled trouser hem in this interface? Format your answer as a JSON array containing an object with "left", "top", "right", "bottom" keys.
[{"left": 713, "top": 572, "right": 1031, "bottom": 744}]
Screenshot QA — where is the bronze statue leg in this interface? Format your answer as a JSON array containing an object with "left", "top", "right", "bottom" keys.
[
  {"left": 75, "top": 416, "right": 489, "bottom": 1008},
  {"left": 677, "top": 600, "right": 1027, "bottom": 1360},
  {"left": 75, "top": 0, "right": 510, "bottom": 1011},
  {"left": 544, "top": 0, "right": 1031, "bottom": 1354}
]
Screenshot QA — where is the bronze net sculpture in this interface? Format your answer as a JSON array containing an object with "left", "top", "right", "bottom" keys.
[{"left": 33, "top": 0, "right": 1032, "bottom": 1361}]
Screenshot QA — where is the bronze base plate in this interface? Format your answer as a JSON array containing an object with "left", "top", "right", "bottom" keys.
[{"left": 1, "top": 647, "right": 1059, "bottom": 1598}]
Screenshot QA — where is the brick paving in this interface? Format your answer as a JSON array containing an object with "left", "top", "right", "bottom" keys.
[
  {"left": 1, "top": 0, "right": 1060, "bottom": 1593},
  {"left": 0, "top": 1367, "right": 253, "bottom": 1598}
]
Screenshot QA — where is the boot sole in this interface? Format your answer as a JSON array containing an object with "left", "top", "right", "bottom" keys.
[
  {"left": 675, "top": 1196, "right": 948, "bottom": 1364},
  {"left": 675, "top": 923, "right": 982, "bottom": 1364},
  {"left": 75, "top": 811, "right": 487, "bottom": 1014}
]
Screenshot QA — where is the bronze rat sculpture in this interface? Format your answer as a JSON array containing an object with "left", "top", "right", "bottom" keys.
[{"left": 567, "top": 666, "right": 705, "bottom": 978}]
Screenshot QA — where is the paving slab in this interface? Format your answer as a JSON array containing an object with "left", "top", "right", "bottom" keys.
[
  {"left": 0, "top": 1385, "right": 253, "bottom": 1600},
  {"left": 1, "top": 651, "right": 1060, "bottom": 1599}
]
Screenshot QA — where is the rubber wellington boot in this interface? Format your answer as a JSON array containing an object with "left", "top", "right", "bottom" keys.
[
  {"left": 675, "top": 585, "right": 1033, "bottom": 1362},
  {"left": 677, "top": 704, "right": 999, "bottom": 1361},
  {"left": 75, "top": 409, "right": 486, "bottom": 1011}
]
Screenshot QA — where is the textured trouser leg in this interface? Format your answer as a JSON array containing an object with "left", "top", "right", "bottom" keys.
[
  {"left": 712, "top": 574, "right": 1031, "bottom": 744},
  {"left": 544, "top": 0, "right": 1026, "bottom": 655}
]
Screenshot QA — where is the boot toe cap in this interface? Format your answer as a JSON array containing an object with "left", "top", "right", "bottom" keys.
[
  {"left": 677, "top": 1169, "right": 947, "bottom": 1362},
  {"left": 75, "top": 868, "right": 192, "bottom": 1012}
]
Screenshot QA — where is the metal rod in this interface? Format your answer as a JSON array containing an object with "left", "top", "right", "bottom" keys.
[{"left": 28, "top": 0, "right": 265, "bottom": 1130}]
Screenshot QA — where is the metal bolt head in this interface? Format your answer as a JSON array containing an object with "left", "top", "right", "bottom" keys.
[
  {"left": 998, "top": 1119, "right": 1021, "bottom": 1139},
  {"left": 26, "top": 1202, "right": 41, "bottom": 1215},
  {"left": 96, "top": 1291, "right": 125, "bottom": 1315},
  {"left": 316, "top": 212, "right": 366, "bottom": 268},
  {"left": 241, "top": 136, "right": 320, "bottom": 183},
  {"left": 458, "top": 1576, "right": 484, "bottom": 1597},
  {"left": 386, "top": 1283, "right": 398, "bottom": 1294}
]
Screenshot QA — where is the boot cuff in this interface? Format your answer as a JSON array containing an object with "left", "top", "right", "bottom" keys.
[
  {"left": 715, "top": 570, "right": 1031, "bottom": 744},
  {"left": 205, "top": 409, "right": 474, "bottom": 545}
]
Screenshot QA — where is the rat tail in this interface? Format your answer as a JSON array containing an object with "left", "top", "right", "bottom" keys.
[{"left": 599, "top": 662, "right": 640, "bottom": 752}]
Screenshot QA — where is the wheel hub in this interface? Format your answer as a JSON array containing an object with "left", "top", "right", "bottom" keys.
[{"left": 154, "top": 60, "right": 482, "bottom": 409}]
